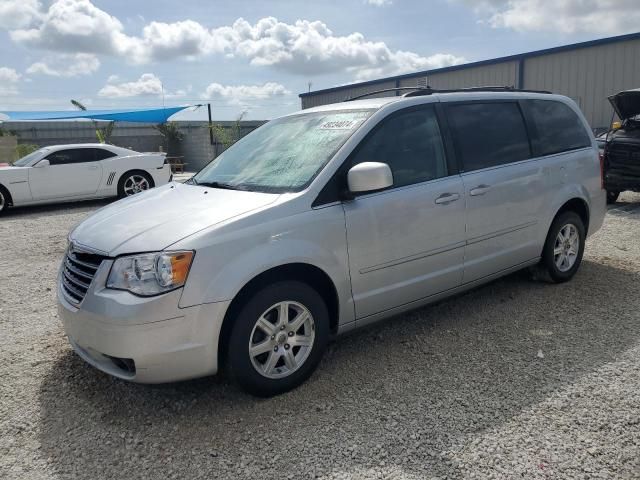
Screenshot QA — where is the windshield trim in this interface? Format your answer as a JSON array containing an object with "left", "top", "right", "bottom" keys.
[{"left": 191, "top": 108, "right": 376, "bottom": 194}]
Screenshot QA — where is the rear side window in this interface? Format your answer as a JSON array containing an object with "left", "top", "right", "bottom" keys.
[
  {"left": 46, "top": 148, "right": 96, "bottom": 165},
  {"left": 350, "top": 106, "right": 448, "bottom": 188},
  {"left": 446, "top": 102, "right": 531, "bottom": 172},
  {"left": 524, "top": 100, "right": 591, "bottom": 156},
  {"left": 93, "top": 148, "right": 117, "bottom": 160}
]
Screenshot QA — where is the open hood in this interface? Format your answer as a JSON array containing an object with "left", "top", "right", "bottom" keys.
[{"left": 608, "top": 89, "right": 640, "bottom": 120}]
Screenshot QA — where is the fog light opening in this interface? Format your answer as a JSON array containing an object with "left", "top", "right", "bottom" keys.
[{"left": 104, "top": 355, "right": 136, "bottom": 375}]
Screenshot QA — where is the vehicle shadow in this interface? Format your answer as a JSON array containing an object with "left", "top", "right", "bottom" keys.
[
  {"left": 38, "top": 260, "right": 640, "bottom": 479},
  {"left": 607, "top": 191, "right": 640, "bottom": 217},
  {"left": 3, "top": 199, "right": 112, "bottom": 218}
]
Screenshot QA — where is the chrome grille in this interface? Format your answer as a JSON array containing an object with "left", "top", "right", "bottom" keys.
[{"left": 61, "top": 246, "right": 106, "bottom": 306}]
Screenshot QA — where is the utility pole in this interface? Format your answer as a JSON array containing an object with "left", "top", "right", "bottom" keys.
[{"left": 207, "top": 103, "right": 214, "bottom": 146}]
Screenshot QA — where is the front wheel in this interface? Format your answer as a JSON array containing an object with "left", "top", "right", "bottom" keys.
[
  {"left": 0, "top": 188, "right": 8, "bottom": 214},
  {"left": 226, "top": 281, "right": 329, "bottom": 397},
  {"left": 118, "top": 171, "right": 153, "bottom": 198},
  {"left": 538, "top": 211, "right": 586, "bottom": 283}
]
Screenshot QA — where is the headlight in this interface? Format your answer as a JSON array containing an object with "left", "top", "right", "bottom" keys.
[{"left": 107, "top": 251, "right": 194, "bottom": 296}]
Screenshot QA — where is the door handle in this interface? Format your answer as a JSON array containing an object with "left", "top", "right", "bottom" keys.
[
  {"left": 88, "top": 165, "right": 99, "bottom": 170},
  {"left": 434, "top": 193, "right": 460, "bottom": 205},
  {"left": 469, "top": 184, "right": 491, "bottom": 196}
]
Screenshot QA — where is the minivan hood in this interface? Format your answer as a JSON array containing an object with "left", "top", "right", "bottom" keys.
[
  {"left": 609, "top": 89, "right": 640, "bottom": 120},
  {"left": 70, "top": 182, "right": 279, "bottom": 255}
]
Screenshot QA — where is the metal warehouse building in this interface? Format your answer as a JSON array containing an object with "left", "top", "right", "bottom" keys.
[{"left": 299, "top": 32, "right": 640, "bottom": 129}]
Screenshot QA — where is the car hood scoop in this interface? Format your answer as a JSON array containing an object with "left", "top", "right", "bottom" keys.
[
  {"left": 70, "top": 182, "right": 279, "bottom": 255},
  {"left": 609, "top": 89, "right": 640, "bottom": 120}
]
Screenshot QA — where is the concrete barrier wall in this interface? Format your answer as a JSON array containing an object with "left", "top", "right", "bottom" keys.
[
  {"left": 0, "top": 136, "right": 17, "bottom": 162},
  {"left": 3, "top": 120, "right": 265, "bottom": 171}
]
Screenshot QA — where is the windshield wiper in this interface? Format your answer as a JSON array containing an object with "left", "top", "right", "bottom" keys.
[{"left": 197, "top": 181, "right": 248, "bottom": 191}]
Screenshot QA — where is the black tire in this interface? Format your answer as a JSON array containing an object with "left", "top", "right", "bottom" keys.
[
  {"left": 226, "top": 281, "right": 329, "bottom": 397},
  {"left": 538, "top": 211, "right": 586, "bottom": 283},
  {"left": 0, "top": 186, "right": 9, "bottom": 214},
  {"left": 606, "top": 190, "right": 620, "bottom": 204},
  {"left": 117, "top": 171, "right": 154, "bottom": 198}
]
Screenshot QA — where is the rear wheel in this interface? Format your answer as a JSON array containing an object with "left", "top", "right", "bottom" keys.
[
  {"left": 118, "top": 171, "right": 153, "bottom": 198},
  {"left": 538, "top": 211, "right": 586, "bottom": 283},
  {"left": 226, "top": 281, "right": 329, "bottom": 397},
  {"left": 606, "top": 190, "right": 620, "bottom": 204}
]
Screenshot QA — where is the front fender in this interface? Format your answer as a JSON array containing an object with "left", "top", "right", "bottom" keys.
[
  {"left": 0, "top": 168, "right": 31, "bottom": 204},
  {"left": 176, "top": 204, "right": 354, "bottom": 325}
]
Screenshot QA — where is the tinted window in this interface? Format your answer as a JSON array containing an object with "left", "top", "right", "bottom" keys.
[
  {"left": 93, "top": 148, "right": 117, "bottom": 160},
  {"left": 351, "top": 106, "right": 447, "bottom": 188},
  {"left": 525, "top": 100, "right": 591, "bottom": 156},
  {"left": 447, "top": 102, "right": 531, "bottom": 172},
  {"left": 46, "top": 148, "right": 96, "bottom": 166}
]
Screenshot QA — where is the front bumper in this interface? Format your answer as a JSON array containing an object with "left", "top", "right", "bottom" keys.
[{"left": 57, "top": 260, "right": 230, "bottom": 383}]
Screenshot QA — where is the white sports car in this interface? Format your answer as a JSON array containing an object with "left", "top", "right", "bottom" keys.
[{"left": 0, "top": 143, "right": 172, "bottom": 213}]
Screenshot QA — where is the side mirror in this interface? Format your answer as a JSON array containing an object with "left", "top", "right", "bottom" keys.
[
  {"left": 35, "top": 159, "right": 50, "bottom": 168},
  {"left": 347, "top": 162, "right": 393, "bottom": 194}
]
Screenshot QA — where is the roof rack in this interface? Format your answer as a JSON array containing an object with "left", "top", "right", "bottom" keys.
[
  {"left": 404, "top": 85, "right": 553, "bottom": 97},
  {"left": 344, "top": 87, "right": 426, "bottom": 102},
  {"left": 344, "top": 85, "right": 552, "bottom": 102}
]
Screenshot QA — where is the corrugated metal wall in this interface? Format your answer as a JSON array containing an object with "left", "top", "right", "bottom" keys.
[
  {"left": 401, "top": 61, "right": 519, "bottom": 89},
  {"left": 300, "top": 37, "right": 640, "bottom": 128},
  {"left": 301, "top": 80, "right": 397, "bottom": 109},
  {"left": 523, "top": 38, "right": 640, "bottom": 127}
]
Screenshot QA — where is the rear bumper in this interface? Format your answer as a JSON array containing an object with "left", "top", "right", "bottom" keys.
[
  {"left": 57, "top": 265, "right": 230, "bottom": 383},
  {"left": 151, "top": 164, "right": 173, "bottom": 187}
]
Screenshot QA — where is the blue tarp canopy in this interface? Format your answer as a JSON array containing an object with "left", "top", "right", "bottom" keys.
[{"left": 0, "top": 106, "right": 190, "bottom": 123}]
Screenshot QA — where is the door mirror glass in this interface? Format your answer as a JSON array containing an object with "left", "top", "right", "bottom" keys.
[
  {"left": 347, "top": 162, "right": 393, "bottom": 193},
  {"left": 35, "top": 159, "right": 50, "bottom": 168}
]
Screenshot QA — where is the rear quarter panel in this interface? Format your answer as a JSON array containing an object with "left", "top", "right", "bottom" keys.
[{"left": 100, "top": 154, "right": 169, "bottom": 195}]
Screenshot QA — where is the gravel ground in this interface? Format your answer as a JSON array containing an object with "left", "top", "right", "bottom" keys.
[{"left": 1, "top": 194, "right": 640, "bottom": 479}]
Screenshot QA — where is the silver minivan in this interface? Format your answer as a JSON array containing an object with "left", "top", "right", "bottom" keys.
[{"left": 58, "top": 89, "right": 606, "bottom": 396}]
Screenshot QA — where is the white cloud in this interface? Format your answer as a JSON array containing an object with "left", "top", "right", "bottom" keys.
[
  {"left": 459, "top": 0, "right": 640, "bottom": 34},
  {"left": 26, "top": 53, "right": 100, "bottom": 77},
  {"left": 98, "top": 73, "right": 164, "bottom": 98},
  {"left": 201, "top": 82, "right": 291, "bottom": 105},
  {"left": 0, "top": 67, "right": 21, "bottom": 96},
  {"left": 8, "top": 1, "right": 464, "bottom": 79},
  {"left": 0, "top": 0, "right": 42, "bottom": 29},
  {"left": 97, "top": 74, "right": 188, "bottom": 99},
  {"left": 10, "top": 0, "right": 128, "bottom": 55},
  {"left": 365, "top": 0, "right": 392, "bottom": 5},
  {"left": 354, "top": 51, "right": 465, "bottom": 81}
]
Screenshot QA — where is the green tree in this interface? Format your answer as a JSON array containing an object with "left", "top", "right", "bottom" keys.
[
  {"left": 14, "top": 144, "right": 39, "bottom": 162},
  {"left": 70, "top": 99, "right": 116, "bottom": 144},
  {"left": 207, "top": 112, "right": 246, "bottom": 152},
  {"left": 153, "top": 122, "right": 184, "bottom": 155}
]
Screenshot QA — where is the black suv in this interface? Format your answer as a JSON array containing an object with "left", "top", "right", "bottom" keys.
[{"left": 603, "top": 89, "right": 640, "bottom": 204}]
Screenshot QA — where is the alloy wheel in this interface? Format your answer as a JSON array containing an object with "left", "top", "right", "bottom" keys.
[
  {"left": 248, "top": 301, "right": 316, "bottom": 379},
  {"left": 123, "top": 175, "right": 150, "bottom": 196},
  {"left": 554, "top": 223, "right": 579, "bottom": 272}
]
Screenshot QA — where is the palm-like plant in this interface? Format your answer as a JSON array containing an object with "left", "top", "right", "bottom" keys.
[
  {"left": 70, "top": 99, "right": 116, "bottom": 144},
  {"left": 207, "top": 112, "right": 246, "bottom": 152},
  {"left": 153, "top": 122, "right": 184, "bottom": 155}
]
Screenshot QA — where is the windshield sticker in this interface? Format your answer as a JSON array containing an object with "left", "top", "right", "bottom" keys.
[{"left": 319, "top": 120, "right": 361, "bottom": 130}]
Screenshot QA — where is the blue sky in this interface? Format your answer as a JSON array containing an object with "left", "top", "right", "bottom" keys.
[{"left": 0, "top": 0, "right": 638, "bottom": 120}]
